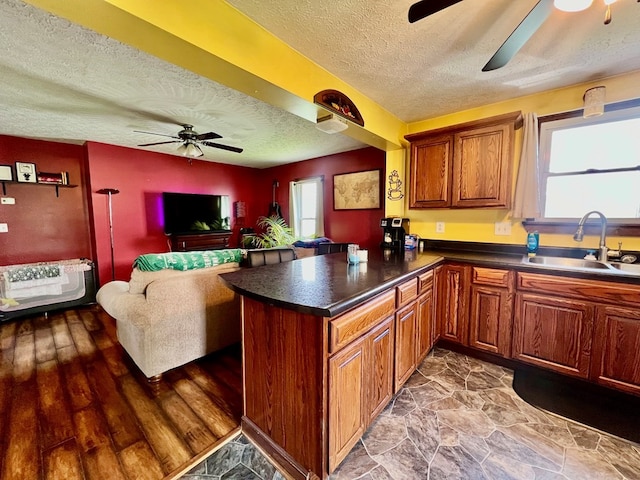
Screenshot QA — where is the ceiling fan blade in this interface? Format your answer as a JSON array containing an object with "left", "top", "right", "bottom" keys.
[
  {"left": 133, "top": 130, "right": 180, "bottom": 139},
  {"left": 482, "top": 0, "right": 554, "bottom": 71},
  {"left": 196, "top": 131, "right": 223, "bottom": 141},
  {"left": 408, "top": 0, "right": 464, "bottom": 23},
  {"left": 201, "top": 141, "right": 243, "bottom": 153},
  {"left": 137, "top": 140, "right": 181, "bottom": 147}
]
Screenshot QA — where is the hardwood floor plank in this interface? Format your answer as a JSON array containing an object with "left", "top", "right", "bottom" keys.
[
  {"left": 12, "top": 332, "right": 35, "bottom": 383},
  {"left": 74, "top": 406, "right": 127, "bottom": 480},
  {"left": 0, "top": 321, "right": 17, "bottom": 350},
  {"left": 99, "top": 343, "right": 130, "bottom": 378},
  {"left": 120, "top": 374, "right": 192, "bottom": 473},
  {"left": 68, "top": 320, "right": 97, "bottom": 359},
  {"left": 158, "top": 390, "right": 217, "bottom": 453},
  {"left": 16, "top": 318, "right": 34, "bottom": 336},
  {"left": 85, "top": 359, "right": 143, "bottom": 451},
  {"left": 183, "top": 362, "right": 242, "bottom": 420},
  {"left": 80, "top": 308, "right": 102, "bottom": 332},
  {"left": 2, "top": 380, "right": 40, "bottom": 480},
  {"left": 43, "top": 439, "right": 84, "bottom": 480},
  {"left": 0, "top": 346, "right": 15, "bottom": 445},
  {"left": 57, "top": 344, "right": 94, "bottom": 411},
  {"left": 119, "top": 441, "right": 165, "bottom": 480},
  {"left": 50, "top": 314, "right": 74, "bottom": 349},
  {"left": 94, "top": 307, "right": 119, "bottom": 344},
  {"left": 171, "top": 377, "right": 238, "bottom": 439},
  {"left": 35, "top": 325, "right": 56, "bottom": 364},
  {"left": 37, "top": 359, "right": 75, "bottom": 450}
]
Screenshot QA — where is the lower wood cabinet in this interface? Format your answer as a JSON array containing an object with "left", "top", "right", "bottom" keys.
[
  {"left": 437, "top": 263, "right": 470, "bottom": 345},
  {"left": 592, "top": 305, "right": 640, "bottom": 395},
  {"left": 513, "top": 292, "right": 594, "bottom": 379},
  {"left": 416, "top": 287, "right": 435, "bottom": 363},
  {"left": 395, "top": 302, "right": 418, "bottom": 391}
]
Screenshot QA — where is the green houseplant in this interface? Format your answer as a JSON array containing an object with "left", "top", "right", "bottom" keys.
[{"left": 250, "top": 215, "right": 296, "bottom": 249}]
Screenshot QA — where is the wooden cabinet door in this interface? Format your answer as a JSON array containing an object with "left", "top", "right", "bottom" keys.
[
  {"left": 592, "top": 306, "right": 640, "bottom": 395},
  {"left": 394, "top": 302, "right": 418, "bottom": 391},
  {"left": 452, "top": 123, "right": 513, "bottom": 208},
  {"left": 409, "top": 134, "right": 453, "bottom": 208},
  {"left": 437, "top": 264, "right": 470, "bottom": 345},
  {"left": 328, "top": 337, "right": 366, "bottom": 472},
  {"left": 468, "top": 284, "right": 513, "bottom": 357},
  {"left": 513, "top": 293, "right": 594, "bottom": 379},
  {"left": 416, "top": 288, "right": 435, "bottom": 363},
  {"left": 366, "top": 317, "right": 395, "bottom": 425}
]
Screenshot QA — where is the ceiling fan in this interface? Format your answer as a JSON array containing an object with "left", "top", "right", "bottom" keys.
[
  {"left": 135, "top": 124, "right": 243, "bottom": 158},
  {"left": 408, "top": 0, "right": 628, "bottom": 71}
]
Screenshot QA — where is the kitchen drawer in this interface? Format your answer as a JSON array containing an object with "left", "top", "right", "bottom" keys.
[
  {"left": 329, "top": 289, "right": 396, "bottom": 353},
  {"left": 396, "top": 277, "right": 418, "bottom": 308},
  {"left": 418, "top": 270, "right": 434, "bottom": 294},
  {"left": 472, "top": 267, "right": 512, "bottom": 288}
]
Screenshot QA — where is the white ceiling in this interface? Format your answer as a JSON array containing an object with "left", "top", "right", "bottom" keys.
[{"left": 1, "top": 0, "right": 639, "bottom": 168}]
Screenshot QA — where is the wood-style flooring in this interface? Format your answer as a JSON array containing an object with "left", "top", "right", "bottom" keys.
[{"left": 0, "top": 305, "right": 243, "bottom": 480}]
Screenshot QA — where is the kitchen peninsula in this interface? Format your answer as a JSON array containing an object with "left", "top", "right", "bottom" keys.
[{"left": 220, "top": 250, "right": 442, "bottom": 479}]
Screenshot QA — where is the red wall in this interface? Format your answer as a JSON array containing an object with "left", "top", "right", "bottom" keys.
[
  {"left": 0, "top": 136, "right": 91, "bottom": 265},
  {"left": 86, "top": 142, "right": 263, "bottom": 284},
  {"left": 265, "top": 147, "right": 386, "bottom": 251}
]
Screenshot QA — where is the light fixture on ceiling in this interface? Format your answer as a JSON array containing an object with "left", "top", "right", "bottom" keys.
[
  {"left": 554, "top": 0, "right": 593, "bottom": 12},
  {"left": 316, "top": 114, "right": 349, "bottom": 134},
  {"left": 583, "top": 85, "right": 606, "bottom": 118},
  {"left": 177, "top": 140, "right": 204, "bottom": 157}
]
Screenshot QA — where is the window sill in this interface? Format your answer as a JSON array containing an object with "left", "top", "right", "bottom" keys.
[{"left": 522, "top": 219, "right": 640, "bottom": 236}]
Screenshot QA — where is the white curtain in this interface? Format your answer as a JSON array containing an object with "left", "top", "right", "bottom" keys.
[
  {"left": 513, "top": 112, "right": 542, "bottom": 219},
  {"left": 290, "top": 177, "right": 324, "bottom": 238}
]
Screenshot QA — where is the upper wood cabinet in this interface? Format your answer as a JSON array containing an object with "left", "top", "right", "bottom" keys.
[{"left": 406, "top": 111, "right": 521, "bottom": 209}]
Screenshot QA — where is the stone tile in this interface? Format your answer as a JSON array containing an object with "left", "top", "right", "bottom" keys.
[
  {"left": 466, "top": 370, "right": 505, "bottom": 391},
  {"left": 438, "top": 409, "right": 495, "bottom": 437},
  {"left": 567, "top": 424, "right": 600, "bottom": 450},
  {"left": 480, "top": 388, "right": 522, "bottom": 410},
  {"left": 482, "top": 402, "right": 531, "bottom": 427},
  {"left": 186, "top": 461, "right": 207, "bottom": 475},
  {"left": 431, "top": 348, "right": 450, "bottom": 358},
  {"left": 562, "top": 447, "right": 624, "bottom": 479},
  {"left": 532, "top": 467, "right": 569, "bottom": 479},
  {"left": 597, "top": 435, "right": 640, "bottom": 479},
  {"left": 416, "top": 355, "right": 448, "bottom": 376},
  {"left": 372, "top": 438, "right": 430, "bottom": 480},
  {"left": 403, "top": 369, "right": 430, "bottom": 387},
  {"left": 462, "top": 355, "right": 487, "bottom": 373},
  {"left": 427, "top": 395, "right": 464, "bottom": 411},
  {"left": 498, "top": 424, "right": 565, "bottom": 467},
  {"left": 367, "top": 465, "right": 394, "bottom": 480},
  {"left": 445, "top": 357, "right": 472, "bottom": 379},
  {"left": 438, "top": 424, "right": 459, "bottom": 446},
  {"left": 430, "top": 445, "right": 488, "bottom": 480},
  {"left": 480, "top": 361, "right": 512, "bottom": 380},
  {"left": 405, "top": 409, "right": 440, "bottom": 462},
  {"left": 272, "top": 472, "right": 286, "bottom": 480},
  {"left": 330, "top": 440, "right": 378, "bottom": 480},
  {"left": 241, "top": 443, "right": 277, "bottom": 479},
  {"left": 361, "top": 413, "right": 407, "bottom": 456},
  {"left": 459, "top": 434, "right": 490, "bottom": 463},
  {"left": 452, "top": 389, "right": 486, "bottom": 410},
  {"left": 485, "top": 430, "right": 561, "bottom": 471},
  {"left": 220, "top": 463, "right": 261, "bottom": 479},
  {"left": 410, "top": 381, "right": 451, "bottom": 408},
  {"left": 388, "top": 387, "right": 416, "bottom": 417},
  {"left": 205, "top": 442, "right": 246, "bottom": 476},
  {"left": 428, "top": 369, "right": 467, "bottom": 393},
  {"left": 483, "top": 452, "right": 537, "bottom": 480},
  {"left": 526, "top": 423, "right": 576, "bottom": 449}
]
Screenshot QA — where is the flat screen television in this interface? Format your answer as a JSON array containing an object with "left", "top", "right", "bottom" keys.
[{"left": 162, "top": 192, "right": 231, "bottom": 235}]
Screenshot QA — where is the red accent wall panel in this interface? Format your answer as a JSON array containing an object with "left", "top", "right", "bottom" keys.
[
  {"left": 0, "top": 135, "right": 91, "bottom": 265},
  {"left": 265, "top": 147, "right": 386, "bottom": 251},
  {"left": 86, "top": 142, "right": 263, "bottom": 284}
]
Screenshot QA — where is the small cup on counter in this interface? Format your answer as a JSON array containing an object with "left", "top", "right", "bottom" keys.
[{"left": 347, "top": 244, "right": 360, "bottom": 264}]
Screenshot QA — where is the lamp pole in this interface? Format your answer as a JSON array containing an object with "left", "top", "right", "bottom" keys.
[{"left": 97, "top": 188, "right": 120, "bottom": 281}]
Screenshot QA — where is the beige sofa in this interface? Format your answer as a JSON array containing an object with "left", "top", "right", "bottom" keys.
[{"left": 96, "top": 261, "right": 241, "bottom": 379}]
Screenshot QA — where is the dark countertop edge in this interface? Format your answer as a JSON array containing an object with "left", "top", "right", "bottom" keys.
[{"left": 220, "top": 256, "right": 445, "bottom": 318}]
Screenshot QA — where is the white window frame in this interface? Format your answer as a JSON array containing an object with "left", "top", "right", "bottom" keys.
[{"left": 290, "top": 176, "right": 325, "bottom": 239}]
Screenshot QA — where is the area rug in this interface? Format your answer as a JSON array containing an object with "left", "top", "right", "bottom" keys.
[{"left": 513, "top": 367, "right": 640, "bottom": 444}]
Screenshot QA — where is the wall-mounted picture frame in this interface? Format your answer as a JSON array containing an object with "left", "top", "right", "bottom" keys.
[
  {"left": 333, "top": 169, "right": 382, "bottom": 210},
  {"left": 0, "top": 164, "right": 13, "bottom": 181},
  {"left": 15, "top": 162, "right": 37, "bottom": 183}
]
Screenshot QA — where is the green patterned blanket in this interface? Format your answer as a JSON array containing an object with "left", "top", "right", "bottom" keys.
[{"left": 133, "top": 249, "right": 243, "bottom": 272}]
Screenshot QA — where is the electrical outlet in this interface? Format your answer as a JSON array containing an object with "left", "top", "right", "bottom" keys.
[
  {"left": 0, "top": 223, "right": 8, "bottom": 233},
  {"left": 1, "top": 197, "right": 15, "bottom": 205},
  {"left": 494, "top": 221, "right": 512, "bottom": 236},
  {"left": 436, "top": 222, "right": 445, "bottom": 234}
]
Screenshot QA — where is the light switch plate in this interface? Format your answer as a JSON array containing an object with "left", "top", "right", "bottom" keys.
[
  {"left": 0, "top": 223, "right": 8, "bottom": 233},
  {"left": 495, "top": 222, "right": 512, "bottom": 235},
  {"left": 1, "top": 197, "right": 15, "bottom": 205},
  {"left": 436, "top": 222, "right": 445, "bottom": 234}
]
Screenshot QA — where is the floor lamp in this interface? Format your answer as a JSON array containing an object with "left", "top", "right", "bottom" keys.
[{"left": 97, "top": 188, "right": 120, "bottom": 281}]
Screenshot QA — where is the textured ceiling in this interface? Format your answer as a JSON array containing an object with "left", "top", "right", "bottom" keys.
[
  {"left": 1, "top": 1, "right": 639, "bottom": 169},
  {"left": 228, "top": 0, "right": 640, "bottom": 122},
  {"left": 0, "top": 0, "right": 367, "bottom": 168}
]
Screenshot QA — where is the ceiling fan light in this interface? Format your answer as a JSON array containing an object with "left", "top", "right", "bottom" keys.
[
  {"left": 177, "top": 141, "right": 203, "bottom": 157},
  {"left": 553, "top": 0, "right": 593, "bottom": 12}
]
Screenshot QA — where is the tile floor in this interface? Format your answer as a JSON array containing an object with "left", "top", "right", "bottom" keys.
[{"left": 184, "top": 348, "right": 640, "bottom": 480}]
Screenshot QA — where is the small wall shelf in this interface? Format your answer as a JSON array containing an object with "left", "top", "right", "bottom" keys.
[{"left": 0, "top": 181, "right": 78, "bottom": 197}]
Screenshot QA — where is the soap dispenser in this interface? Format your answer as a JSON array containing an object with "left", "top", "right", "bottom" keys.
[{"left": 584, "top": 250, "right": 597, "bottom": 260}]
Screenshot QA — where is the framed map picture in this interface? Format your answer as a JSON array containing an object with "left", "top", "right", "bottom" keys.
[{"left": 333, "top": 169, "right": 381, "bottom": 210}]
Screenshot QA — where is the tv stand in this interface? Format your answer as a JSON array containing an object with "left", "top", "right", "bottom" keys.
[{"left": 169, "top": 232, "right": 231, "bottom": 252}]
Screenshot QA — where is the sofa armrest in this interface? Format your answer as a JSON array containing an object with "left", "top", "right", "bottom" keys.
[{"left": 96, "top": 281, "right": 151, "bottom": 328}]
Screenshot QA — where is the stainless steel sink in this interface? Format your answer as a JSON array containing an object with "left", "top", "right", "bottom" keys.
[
  {"left": 524, "top": 256, "right": 612, "bottom": 270},
  {"left": 608, "top": 262, "right": 640, "bottom": 274}
]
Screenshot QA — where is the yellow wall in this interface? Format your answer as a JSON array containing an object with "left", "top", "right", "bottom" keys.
[{"left": 400, "top": 70, "right": 640, "bottom": 251}]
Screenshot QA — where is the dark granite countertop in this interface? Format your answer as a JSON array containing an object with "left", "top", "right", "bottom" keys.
[
  {"left": 220, "top": 249, "right": 443, "bottom": 317},
  {"left": 220, "top": 241, "right": 640, "bottom": 318}
]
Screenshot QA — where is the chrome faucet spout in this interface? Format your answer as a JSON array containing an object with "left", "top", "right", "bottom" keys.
[{"left": 574, "top": 210, "right": 608, "bottom": 260}]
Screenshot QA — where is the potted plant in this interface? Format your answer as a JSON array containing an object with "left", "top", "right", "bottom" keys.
[{"left": 250, "top": 215, "right": 296, "bottom": 249}]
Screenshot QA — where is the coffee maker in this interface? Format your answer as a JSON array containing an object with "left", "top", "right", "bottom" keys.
[{"left": 380, "top": 217, "right": 410, "bottom": 251}]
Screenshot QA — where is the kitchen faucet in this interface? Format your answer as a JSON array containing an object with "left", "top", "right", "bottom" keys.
[{"left": 573, "top": 210, "right": 608, "bottom": 260}]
